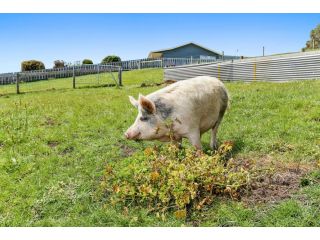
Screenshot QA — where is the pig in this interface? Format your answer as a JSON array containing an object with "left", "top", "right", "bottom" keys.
[{"left": 124, "top": 76, "right": 229, "bottom": 150}]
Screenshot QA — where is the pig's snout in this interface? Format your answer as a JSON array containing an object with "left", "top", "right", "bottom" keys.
[{"left": 124, "top": 129, "right": 141, "bottom": 140}]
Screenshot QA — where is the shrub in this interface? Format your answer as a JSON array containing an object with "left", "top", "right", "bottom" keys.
[
  {"left": 21, "top": 60, "right": 45, "bottom": 71},
  {"left": 100, "top": 141, "right": 271, "bottom": 219},
  {"left": 53, "top": 60, "right": 65, "bottom": 69},
  {"left": 64, "top": 62, "right": 73, "bottom": 67},
  {"left": 101, "top": 55, "right": 121, "bottom": 64},
  {"left": 82, "top": 59, "right": 93, "bottom": 65}
]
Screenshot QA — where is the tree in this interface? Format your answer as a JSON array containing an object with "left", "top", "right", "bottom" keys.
[
  {"left": 53, "top": 60, "right": 65, "bottom": 69},
  {"left": 21, "top": 60, "right": 45, "bottom": 71},
  {"left": 101, "top": 55, "right": 121, "bottom": 64},
  {"left": 82, "top": 59, "right": 93, "bottom": 65},
  {"left": 302, "top": 24, "right": 320, "bottom": 51}
]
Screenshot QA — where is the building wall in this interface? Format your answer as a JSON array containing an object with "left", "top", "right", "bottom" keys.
[{"left": 159, "top": 44, "right": 222, "bottom": 59}]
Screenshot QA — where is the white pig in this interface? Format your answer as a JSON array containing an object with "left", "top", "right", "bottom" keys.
[{"left": 125, "top": 76, "right": 229, "bottom": 149}]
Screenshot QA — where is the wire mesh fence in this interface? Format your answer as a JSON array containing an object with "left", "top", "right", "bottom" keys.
[
  {"left": 74, "top": 65, "right": 121, "bottom": 88},
  {"left": 0, "top": 64, "right": 122, "bottom": 95}
]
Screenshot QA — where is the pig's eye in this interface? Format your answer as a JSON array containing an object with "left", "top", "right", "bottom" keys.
[{"left": 140, "top": 116, "right": 149, "bottom": 121}]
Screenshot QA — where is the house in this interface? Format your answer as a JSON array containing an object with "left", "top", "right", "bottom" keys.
[{"left": 148, "top": 42, "right": 223, "bottom": 60}]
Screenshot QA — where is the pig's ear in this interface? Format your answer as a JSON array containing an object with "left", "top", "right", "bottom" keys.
[
  {"left": 139, "top": 94, "right": 155, "bottom": 114},
  {"left": 129, "top": 96, "right": 139, "bottom": 108}
]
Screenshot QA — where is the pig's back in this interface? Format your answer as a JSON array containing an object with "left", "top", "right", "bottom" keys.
[
  {"left": 148, "top": 76, "right": 228, "bottom": 132},
  {"left": 149, "top": 76, "right": 227, "bottom": 106}
]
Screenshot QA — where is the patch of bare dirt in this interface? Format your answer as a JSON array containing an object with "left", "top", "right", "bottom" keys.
[
  {"left": 42, "top": 117, "right": 58, "bottom": 126},
  {"left": 60, "top": 146, "right": 74, "bottom": 155},
  {"left": 164, "top": 80, "right": 177, "bottom": 85},
  {"left": 240, "top": 156, "right": 315, "bottom": 205},
  {"left": 119, "top": 144, "right": 136, "bottom": 157},
  {"left": 140, "top": 82, "right": 164, "bottom": 88},
  {"left": 47, "top": 140, "right": 59, "bottom": 148}
]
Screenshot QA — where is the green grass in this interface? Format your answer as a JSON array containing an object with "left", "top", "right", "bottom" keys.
[{"left": 0, "top": 68, "right": 319, "bottom": 226}]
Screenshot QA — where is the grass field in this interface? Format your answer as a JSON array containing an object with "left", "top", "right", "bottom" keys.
[{"left": 0, "top": 68, "right": 319, "bottom": 226}]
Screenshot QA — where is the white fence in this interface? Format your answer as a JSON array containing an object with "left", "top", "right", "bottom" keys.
[
  {"left": 164, "top": 50, "right": 320, "bottom": 82},
  {"left": 0, "top": 57, "right": 219, "bottom": 85},
  {"left": 104, "top": 57, "right": 219, "bottom": 70},
  {"left": 0, "top": 64, "right": 121, "bottom": 86}
]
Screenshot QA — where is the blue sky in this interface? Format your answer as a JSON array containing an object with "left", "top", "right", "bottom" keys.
[{"left": 0, "top": 14, "right": 319, "bottom": 73}]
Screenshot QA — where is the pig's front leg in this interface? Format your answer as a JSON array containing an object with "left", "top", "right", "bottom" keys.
[{"left": 186, "top": 130, "right": 202, "bottom": 150}]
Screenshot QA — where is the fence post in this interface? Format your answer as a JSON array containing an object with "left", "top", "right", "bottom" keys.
[
  {"left": 97, "top": 64, "right": 100, "bottom": 84},
  {"left": 72, "top": 65, "right": 76, "bottom": 89},
  {"left": 16, "top": 73, "right": 20, "bottom": 94},
  {"left": 118, "top": 68, "right": 123, "bottom": 86},
  {"left": 253, "top": 63, "right": 257, "bottom": 81}
]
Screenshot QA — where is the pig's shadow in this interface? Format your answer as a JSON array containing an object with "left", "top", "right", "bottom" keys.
[{"left": 202, "top": 137, "right": 245, "bottom": 156}]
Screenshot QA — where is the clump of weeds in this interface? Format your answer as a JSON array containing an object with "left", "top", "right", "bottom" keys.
[{"left": 100, "top": 139, "right": 273, "bottom": 221}]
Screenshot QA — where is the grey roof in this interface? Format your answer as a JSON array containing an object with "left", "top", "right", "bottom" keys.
[{"left": 150, "top": 42, "right": 222, "bottom": 55}]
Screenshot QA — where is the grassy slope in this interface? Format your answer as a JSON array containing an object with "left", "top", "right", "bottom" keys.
[{"left": 0, "top": 68, "right": 319, "bottom": 226}]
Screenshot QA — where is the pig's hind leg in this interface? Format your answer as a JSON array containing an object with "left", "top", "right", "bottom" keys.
[
  {"left": 210, "top": 102, "right": 228, "bottom": 150},
  {"left": 210, "top": 120, "right": 220, "bottom": 150}
]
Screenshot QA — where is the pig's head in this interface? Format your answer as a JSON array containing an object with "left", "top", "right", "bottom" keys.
[{"left": 125, "top": 94, "right": 172, "bottom": 141}]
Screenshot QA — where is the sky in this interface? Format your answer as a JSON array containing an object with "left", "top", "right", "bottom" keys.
[{"left": 0, "top": 13, "right": 319, "bottom": 73}]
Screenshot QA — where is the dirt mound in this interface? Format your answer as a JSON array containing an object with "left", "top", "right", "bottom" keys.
[{"left": 241, "top": 156, "right": 314, "bottom": 204}]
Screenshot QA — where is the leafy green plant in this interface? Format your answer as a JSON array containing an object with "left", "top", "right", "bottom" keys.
[
  {"left": 82, "top": 59, "right": 93, "bottom": 65},
  {"left": 53, "top": 60, "right": 65, "bottom": 69},
  {"left": 21, "top": 60, "right": 45, "bottom": 71},
  {"left": 101, "top": 55, "right": 121, "bottom": 64},
  {"left": 101, "top": 141, "right": 269, "bottom": 219}
]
